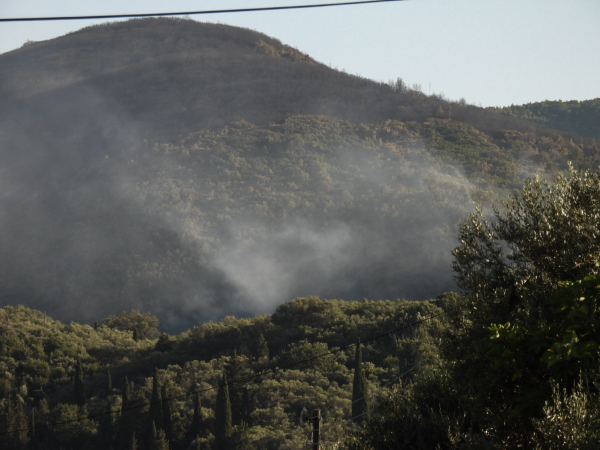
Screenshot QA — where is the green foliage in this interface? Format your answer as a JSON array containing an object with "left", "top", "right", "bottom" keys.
[
  {"left": 150, "top": 368, "right": 163, "bottom": 430},
  {"left": 254, "top": 333, "right": 269, "bottom": 361},
  {"left": 351, "top": 340, "right": 369, "bottom": 422},
  {"left": 532, "top": 380, "right": 600, "bottom": 450},
  {"left": 489, "top": 98, "right": 600, "bottom": 139},
  {"left": 74, "top": 357, "right": 86, "bottom": 406},
  {"left": 103, "top": 310, "right": 160, "bottom": 339},
  {"left": 449, "top": 167, "right": 600, "bottom": 443},
  {"left": 278, "top": 340, "right": 336, "bottom": 372},
  {"left": 0, "top": 297, "right": 450, "bottom": 450},
  {"left": 215, "top": 373, "right": 233, "bottom": 450}
]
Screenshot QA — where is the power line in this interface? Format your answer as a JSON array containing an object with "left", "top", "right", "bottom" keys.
[
  {"left": 0, "top": 0, "right": 408, "bottom": 23},
  {"left": 0, "top": 306, "right": 448, "bottom": 436}
]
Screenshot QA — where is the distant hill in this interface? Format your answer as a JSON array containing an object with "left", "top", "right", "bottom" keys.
[
  {"left": 489, "top": 98, "right": 600, "bottom": 140},
  {"left": 0, "top": 18, "right": 599, "bottom": 330}
]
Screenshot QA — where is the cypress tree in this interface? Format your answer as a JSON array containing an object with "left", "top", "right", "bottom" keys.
[
  {"left": 94, "top": 321, "right": 98, "bottom": 330},
  {"left": 215, "top": 373, "right": 232, "bottom": 450},
  {"left": 107, "top": 369, "right": 113, "bottom": 392},
  {"left": 129, "top": 432, "right": 138, "bottom": 450},
  {"left": 30, "top": 407, "right": 36, "bottom": 445},
  {"left": 150, "top": 369, "right": 163, "bottom": 430},
  {"left": 240, "top": 387, "right": 254, "bottom": 426},
  {"left": 74, "top": 357, "right": 86, "bottom": 406},
  {"left": 119, "top": 376, "right": 133, "bottom": 449},
  {"left": 161, "top": 382, "right": 173, "bottom": 442},
  {"left": 133, "top": 328, "right": 139, "bottom": 342},
  {"left": 189, "top": 392, "right": 203, "bottom": 438},
  {"left": 100, "top": 397, "right": 115, "bottom": 450},
  {"left": 150, "top": 421, "right": 170, "bottom": 450},
  {"left": 122, "top": 376, "right": 132, "bottom": 409},
  {"left": 352, "top": 339, "right": 369, "bottom": 422}
]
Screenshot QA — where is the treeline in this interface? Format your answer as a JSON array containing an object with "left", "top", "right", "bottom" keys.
[
  {"left": 0, "top": 296, "right": 451, "bottom": 449},
  {"left": 489, "top": 98, "right": 600, "bottom": 140}
]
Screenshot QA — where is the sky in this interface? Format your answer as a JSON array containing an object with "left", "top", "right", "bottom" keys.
[{"left": 0, "top": 0, "right": 599, "bottom": 107}]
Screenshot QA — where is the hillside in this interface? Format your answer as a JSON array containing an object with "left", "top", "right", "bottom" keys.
[
  {"left": 489, "top": 98, "right": 600, "bottom": 140},
  {"left": 0, "top": 297, "right": 452, "bottom": 449},
  {"left": 0, "top": 18, "right": 599, "bottom": 330}
]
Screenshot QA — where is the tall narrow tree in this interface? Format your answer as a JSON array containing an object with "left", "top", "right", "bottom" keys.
[
  {"left": 74, "top": 358, "right": 86, "bottom": 406},
  {"left": 129, "top": 432, "right": 138, "bottom": 450},
  {"left": 122, "top": 377, "right": 132, "bottom": 410},
  {"left": 150, "top": 369, "right": 163, "bottom": 430},
  {"left": 215, "top": 373, "right": 233, "bottom": 450},
  {"left": 161, "top": 382, "right": 173, "bottom": 443},
  {"left": 189, "top": 392, "right": 203, "bottom": 439},
  {"left": 150, "top": 421, "right": 170, "bottom": 450},
  {"left": 352, "top": 339, "right": 369, "bottom": 422},
  {"left": 107, "top": 369, "right": 113, "bottom": 392},
  {"left": 119, "top": 377, "right": 133, "bottom": 449}
]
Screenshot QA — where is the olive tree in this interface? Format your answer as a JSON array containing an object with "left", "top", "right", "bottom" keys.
[{"left": 448, "top": 167, "right": 600, "bottom": 446}]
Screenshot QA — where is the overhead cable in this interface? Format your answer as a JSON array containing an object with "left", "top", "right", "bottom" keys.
[{"left": 0, "top": 0, "right": 407, "bottom": 23}]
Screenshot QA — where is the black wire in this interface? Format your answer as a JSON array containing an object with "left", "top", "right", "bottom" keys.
[
  {"left": 0, "top": 0, "right": 408, "bottom": 23},
  {"left": 0, "top": 307, "right": 447, "bottom": 435}
]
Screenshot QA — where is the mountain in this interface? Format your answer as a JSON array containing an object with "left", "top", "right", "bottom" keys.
[
  {"left": 0, "top": 18, "right": 598, "bottom": 331},
  {"left": 489, "top": 98, "right": 600, "bottom": 140}
]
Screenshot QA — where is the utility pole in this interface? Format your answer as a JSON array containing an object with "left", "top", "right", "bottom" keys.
[{"left": 312, "top": 409, "right": 321, "bottom": 450}]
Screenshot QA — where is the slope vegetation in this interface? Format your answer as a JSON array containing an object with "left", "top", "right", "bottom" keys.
[{"left": 489, "top": 98, "right": 600, "bottom": 140}]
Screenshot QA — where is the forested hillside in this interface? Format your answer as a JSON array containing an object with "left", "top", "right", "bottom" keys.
[
  {"left": 489, "top": 98, "right": 600, "bottom": 140},
  {"left": 0, "top": 113, "right": 597, "bottom": 330},
  {"left": 0, "top": 296, "right": 452, "bottom": 449}
]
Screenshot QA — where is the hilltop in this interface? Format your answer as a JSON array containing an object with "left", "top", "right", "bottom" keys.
[{"left": 0, "top": 17, "right": 570, "bottom": 141}]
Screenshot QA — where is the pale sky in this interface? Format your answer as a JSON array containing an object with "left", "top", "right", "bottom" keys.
[{"left": 1, "top": 0, "right": 599, "bottom": 107}]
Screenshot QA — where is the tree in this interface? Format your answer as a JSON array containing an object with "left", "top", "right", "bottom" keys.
[
  {"left": 448, "top": 167, "right": 600, "bottom": 445},
  {"left": 74, "top": 357, "right": 86, "bottom": 406},
  {"left": 103, "top": 310, "right": 160, "bottom": 339},
  {"left": 150, "top": 421, "right": 170, "bottom": 450},
  {"left": 119, "top": 377, "right": 134, "bottom": 449},
  {"left": 122, "top": 377, "right": 132, "bottom": 410},
  {"left": 161, "top": 382, "right": 174, "bottom": 443},
  {"left": 189, "top": 392, "right": 203, "bottom": 438},
  {"left": 129, "top": 432, "right": 138, "bottom": 450},
  {"left": 254, "top": 332, "right": 269, "bottom": 360},
  {"left": 150, "top": 368, "right": 163, "bottom": 430},
  {"left": 5, "top": 397, "right": 29, "bottom": 450},
  {"left": 232, "top": 421, "right": 254, "bottom": 450},
  {"left": 351, "top": 339, "right": 369, "bottom": 422},
  {"left": 215, "top": 373, "right": 233, "bottom": 450}
]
